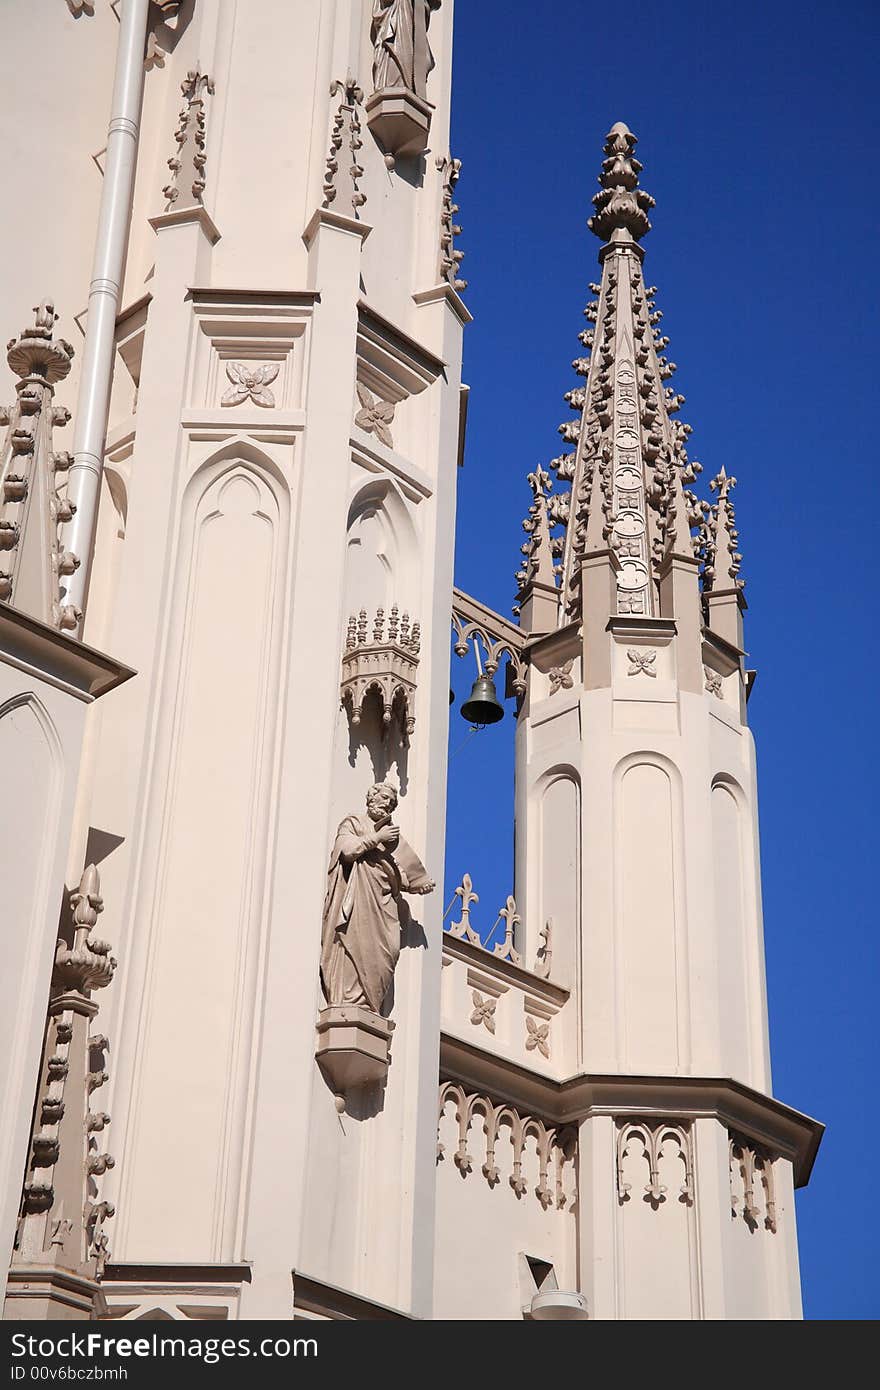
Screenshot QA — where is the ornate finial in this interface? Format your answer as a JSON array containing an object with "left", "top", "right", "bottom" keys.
[
  {"left": 163, "top": 68, "right": 214, "bottom": 210},
  {"left": 705, "top": 467, "right": 744, "bottom": 590},
  {"left": 436, "top": 155, "right": 467, "bottom": 291},
  {"left": 323, "top": 78, "right": 367, "bottom": 217},
  {"left": 447, "top": 873, "right": 481, "bottom": 945},
  {"left": 55, "top": 864, "right": 115, "bottom": 993},
  {"left": 1, "top": 302, "right": 79, "bottom": 629},
  {"left": 493, "top": 897, "right": 523, "bottom": 967},
  {"left": 6, "top": 303, "right": 74, "bottom": 384},
  {"left": 588, "top": 122, "right": 655, "bottom": 245}
]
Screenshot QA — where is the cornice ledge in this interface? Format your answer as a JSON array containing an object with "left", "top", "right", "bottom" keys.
[
  {"left": 188, "top": 288, "right": 319, "bottom": 312},
  {"left": 706, "top": 584, "right": 749, "bottom": 612},
  {"left": 607, "top": 614, "right": 677, "bottom": 643},
  {"left": 702, "top": 624, "right": 746, "bottom": 663},
  {"left": 292, "top": 1269, "right": 415, "bottom": 1321},
  {"left": 303, "top": 208, "right": 372, "bottom": 247},
  {"left": 439, "top": 1034, "right": 823, "bottom": 1186},
  {"left": 0, "top": 606, "right": 135, "bottom": 701},
  {"left": 413, "top": 284, "right": 473, "bottom": 326},
  {"left": 148, "top": 205, "right": 221, "bottom": 245},
  {"left": 658, "top": 550, "right": 701, "bottom": 576},
  {"left": 103, "top": 1262, "right": 253, "bottom": 1284},
  {"left": 523, "top": 618, "right": 581, "bottom": 669},
  {"left": 349, "top": 430, "right": 433, "bottom": 502},
  {"left": 4, "top": 1264, "right": 106, "bottom": 1317},
  {"left": 442, "top": 933, "right": 570, "bottom": 1007},
  {"left": 357, "top": 297, "right": 446, "bottom": 382}
]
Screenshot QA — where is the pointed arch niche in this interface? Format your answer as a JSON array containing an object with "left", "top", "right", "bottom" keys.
[
  {"left": 119, "top": 441, "right": 289, "bottom": 1263},
  {"left": 710, "top": 774, "right": 764, "bottom": 1089},
  {"left": 333, "top": 478, "right": 419, "bottom": 803},
  {"left": 535, "top": 766, "right": 581, "bottom": 991},
  {"left": 344, "top": 478, "right": 418, "bottom": 617},
  {"left": 613, "top": 752, "right": 689, "bottom": 1074}
]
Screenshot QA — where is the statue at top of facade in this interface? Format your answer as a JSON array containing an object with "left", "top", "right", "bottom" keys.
[
  {"left": 370, "top": 0, "right": 441, "bottom": 100},
  {"left": 321, "top": 783, "right": 435, "bottom": 1015}
]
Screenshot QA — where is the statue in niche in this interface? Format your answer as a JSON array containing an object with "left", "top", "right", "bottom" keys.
[
  {"left": 321, "top": 783, "right": 434, "bottom": 1014},
  {"left": 370, "top": 0, "right": 441, "bottom": 99}
]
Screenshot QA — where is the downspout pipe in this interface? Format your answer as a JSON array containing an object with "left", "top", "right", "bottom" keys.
[{"left": 64, "top": 0, "right": 152, "bottom": 629}]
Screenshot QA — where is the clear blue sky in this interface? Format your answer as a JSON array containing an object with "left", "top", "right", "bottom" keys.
[{"left": 445, "top": 0, "right": 879, "bottom": 1320}]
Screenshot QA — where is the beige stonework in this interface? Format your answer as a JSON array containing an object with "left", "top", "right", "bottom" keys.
[{"left": 0, "top": 2, "right": 819, "bottom": 1323}]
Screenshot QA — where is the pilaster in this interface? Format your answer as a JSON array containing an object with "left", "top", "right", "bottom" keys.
[
  {"left": 581, "top": 551, "right": 620, "bottom": 688},
  {"left": 658, "top": 551, "right": 703, "bottom": 692}
]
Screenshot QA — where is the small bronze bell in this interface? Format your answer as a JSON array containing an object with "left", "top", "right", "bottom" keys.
[{"left": 460, "top": 673, "right": 504, "bottom": 726}]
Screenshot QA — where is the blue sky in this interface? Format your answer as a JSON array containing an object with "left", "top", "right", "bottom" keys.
[{"left": 445, "top": 0, "right": 879, "bottom": 1320}]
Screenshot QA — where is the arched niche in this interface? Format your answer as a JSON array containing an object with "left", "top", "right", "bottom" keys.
[
  {"left": 612, "top": 751, "right": 688, "bottom": 1073},
  {"left": 119, "top": 443, "right": 288, "bottom": 1263},
  {"left": 344, "top": 478, "right": 418, "bottom": 621},
  {"left": 534, "top": 766, "right": 580, "bottom": 989},
  {"left": 710, "top": 773, "right": 761, "bottom": 1088},
  {"left": 334, "top": 479, "right": 419, "bottom": 802}
]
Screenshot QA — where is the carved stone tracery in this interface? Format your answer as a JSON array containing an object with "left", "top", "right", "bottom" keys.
[
  {"left": 729, "top": 1131, "right": 778, "bottom": 1233},
  {"left": 451, "top": 589, "right": 527, "bottom": 700},
  {"left": 438, "top": 1082, "right": 576, "bottom": 1211},
  {"left": 616, "top": 1118, "right": 694, "bottom": 1209},
  {"left": 341, "top": 604, "right": 420, "bottom": 738}
]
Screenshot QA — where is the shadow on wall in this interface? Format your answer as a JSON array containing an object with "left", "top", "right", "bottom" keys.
[{"left": 346, "top": 688, "right": 410, "bottom": 793}]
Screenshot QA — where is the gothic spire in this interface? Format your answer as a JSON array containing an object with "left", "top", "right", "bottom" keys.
[{"left": 541, "top": 124, "right": 704, "bottom": 622}]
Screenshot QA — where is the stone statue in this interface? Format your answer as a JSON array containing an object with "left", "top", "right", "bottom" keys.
[
  {"left": 370, "top": 0, "right": 441, "bottom": 99},
  {"left": 321, "top": 783, "right": 434, "bottom": 1014}
]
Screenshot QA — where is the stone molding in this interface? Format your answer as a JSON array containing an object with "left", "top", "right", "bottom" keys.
[
  {"left": 315, "top": 1005, "right": 395, "bottom": 1096},
  {"left": 0, "top": 605, "right": 134, "bottom": 702},
  {"left": 439, "top": 1034, "right": 823, "bottom": 1186},
  {"left": 438, "top": 1082, "right": 577, "bottom": 1212},
  {"left": 292, "top": 1270, "right": 413, "bottom": 1321},
  {"left": 442, "top": 925, "right": 569, "bottom": 1009},
  {"left": 365, "top": 87, "right": 433, "bottom": 161}
]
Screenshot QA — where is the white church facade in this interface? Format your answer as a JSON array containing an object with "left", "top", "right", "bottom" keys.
[{"left": 0, "top": 0, "right": 821, "bottom": 1322}]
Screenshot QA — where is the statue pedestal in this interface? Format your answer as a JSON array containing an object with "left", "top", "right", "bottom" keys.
[
  {"left": 315, "top": 1005, "right": 395, "bottom": 1094},
  {"left": 365, "top": 87, "right": 433, "bottom": 159}
]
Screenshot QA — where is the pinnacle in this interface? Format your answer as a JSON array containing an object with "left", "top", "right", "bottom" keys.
[{"left": 588, "top": 120, "right": 654, "bottom": 245}]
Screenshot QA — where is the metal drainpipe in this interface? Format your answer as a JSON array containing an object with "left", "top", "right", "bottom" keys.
[{"left": 63, "top": 0, "right": 152, "bottom": 630}]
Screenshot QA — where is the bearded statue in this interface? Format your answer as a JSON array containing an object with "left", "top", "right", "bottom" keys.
[{"left": 321, "top": 783, "right": 434, "bottom": 1014}]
